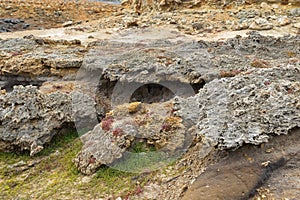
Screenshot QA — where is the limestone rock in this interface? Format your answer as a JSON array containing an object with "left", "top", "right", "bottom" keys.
[
  {"left": 249, "top": 18, "right": 273, "bottom": 30},
  {"left": 0, "top": 85, "right": 73, "bottom": 155},
  {"left": 175, "top": 66, "right": 300, "bottom": 150},
  {"left": 0, "top": 37, "right": 84, "bottom": 82},
  {"left": 74, "top": 102, "right": 187, "bottom": 174}
]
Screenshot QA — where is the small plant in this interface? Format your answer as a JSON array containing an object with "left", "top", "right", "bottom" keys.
[
  {"left": 251, "top": 59, "right": 270, "bottom": 68},
  {"left": 220, "top": 70, "right": 241, "bottom": 77},
  {"left": 161, "top": 116, "right": 182, "bottom": 132},
  {"left": 101, "top": 116, "right": 114, "bottom": 131},
  {"left": 112, "top": 128, "right": 124, "bottom": 137},
  {"left": 161, "top": 123, "right": 172, "bottom": 132},
  {"left": 127, "top": 102, "right": 142, "bottom": 114}
]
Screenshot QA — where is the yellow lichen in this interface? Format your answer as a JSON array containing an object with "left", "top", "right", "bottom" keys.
[{"left": 127, "top": 102, "right": 142, "bottom": 114}]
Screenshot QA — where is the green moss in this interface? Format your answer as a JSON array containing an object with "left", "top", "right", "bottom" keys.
[{"left": 0, "top": 130, "right": 153, "bottom": 199}]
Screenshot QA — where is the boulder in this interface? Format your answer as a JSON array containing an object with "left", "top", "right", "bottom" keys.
[
  {"left": 175, "top": 66, "right": 300, "bottom": 150},
  {"left": 0, "top": 85, "right": 73, "bottom": 155}
]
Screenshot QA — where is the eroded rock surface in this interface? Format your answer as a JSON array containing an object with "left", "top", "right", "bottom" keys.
[
  {"left": 74, "top": 102, "right": 187, "bottom": 175},
  {"left": 175, "top": 66, "right": 300, "bottom": 150},
  {"left": 0, "top": 85, "right": 73, "bottom": 155},
  {"left": 0, "top": 36, "right": 84, "bottom": 89}
]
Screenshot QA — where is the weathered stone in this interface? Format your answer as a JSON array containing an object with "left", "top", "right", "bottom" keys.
[
  {"left": 175, "top": 66, "right": 300, "bottom": 150},
  {"left": 74, "top": 102, "right": 187, "bottom": 174},
  {"left": 183, "top": 128, "right": 300, "bottom": 200},
  {"left": 249, "top": 18, "right": 273, "bottom": 30},
  {"left": 0, "top": 37, "right": 84, "bottom": 82},
  {"left": 0, "top": 85, "right": 73, "bottom": 155}
]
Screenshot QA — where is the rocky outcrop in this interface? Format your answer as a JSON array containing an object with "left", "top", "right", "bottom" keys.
[
  {"left": 0, "top": 85, "right": 73, "bottom": 155},
  {"left": 0, "top": 36, "right": 84, "bottom": 89},
  {"left": 74, "top": 102, "right": 187, "bottom": 175},
  {"left": 122, "top": 0, "right": 300, "bottom": 12},
  {"left": 175, "top": 66, "right": 300, "bottom": 150}
]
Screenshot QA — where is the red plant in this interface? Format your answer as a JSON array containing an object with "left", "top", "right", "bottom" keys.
[
  {"left": 101, "top": 117, "right": 114, "bottom": 131},
  {"left": 161, "top": 123, "right": 171, "bottom": 132},
  {"left": 112, "top": 128, "right": 124, "bottom": 137}
]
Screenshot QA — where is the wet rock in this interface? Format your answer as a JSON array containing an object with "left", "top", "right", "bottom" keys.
[
  {"left": 0, "top": 85, "right": 73, "bottom": 155},
  {"left": 249, "top": 18, "right": 273, "bottom": 30},
  {"left": 175, "top": 66, "right": 300, "bottom": 150}
]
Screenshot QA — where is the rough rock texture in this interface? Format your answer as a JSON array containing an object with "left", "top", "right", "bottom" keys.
[
  {"left": 122, "top": 0, "right": 300, "bottom": 12},
  {"left": 0, "top": 18, "right": 30, "bottom": 33},
  {"left": 74, "top": 102, "right": 187, "bottom": 175},
  {"left": 0, "top": 85, "right": 73, "bottom": 155},
  {"left": 83, "top": 32, "right": 299, "bottom": 84},
  {"left": 0, "top": 36, "right": 85, "bottom": 89},
  {"left": 83, "top": 39, "right": 211, "bottom": 84},
  {"left": 175, "top": 66, "right": 300, "bottom": 150}
]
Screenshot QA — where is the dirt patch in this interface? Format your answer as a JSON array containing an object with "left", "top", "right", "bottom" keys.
[{"left": 183, "top": 128, "right": 300, "bottom": 200}]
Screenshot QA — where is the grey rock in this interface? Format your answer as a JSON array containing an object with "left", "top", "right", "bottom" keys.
[
  {"left": 175, "top": 66, "right": 300, "bottom": 150},
  {"left": 289, "top": 8, "right": 300, "bottom": 17},
  {"left": 249, "top": 18, "right": 273, "bottom": 30},
  {"left": 0, "top": 85, "right": 73, "bottom": 155},
  {"left": 74, "top": 102, "right": 187, "bottom": 174},
  {"left": 0, "top": 37, "right": 84, "bottom": 82},
  {"left": 0, "top": 18, "right": 30, "bottom": 33}
]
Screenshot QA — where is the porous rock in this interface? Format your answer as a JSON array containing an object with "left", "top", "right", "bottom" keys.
[
  {"left": 175, "top": 66, "right": 300, "bottom": 150},
  {"left": 74, "top": 102, "right": 186, "bottom": 175},
  {"left": 0, "top": 85, "right": 73, "bottom": 155}
]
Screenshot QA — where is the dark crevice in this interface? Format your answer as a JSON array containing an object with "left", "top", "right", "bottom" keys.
[
  {"left": 0, "top": 76, "right": 45, "bottom": 92},
  {"left": 130, "top": 83, "right": 175, "bottom": 103},
  {"left": 191, "top": 81, "right": 205, "bottom": 94}
]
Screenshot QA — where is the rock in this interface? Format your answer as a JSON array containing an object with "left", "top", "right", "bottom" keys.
[
  {"left": 236, "top": 9, "right": 261, "bottom": 19},
  {"left": 175, "top": 66, "right": 300, "bottom": 150},
  {"left": 0, "top": 85, "right": 73, "bottom": 155},
  {"left": 0, "top": 18, "right": 30, "bottom": 33},
  {"left": 231, "top": 20, "right": 249, "bottom": 31},
  {"left": 183, "top": 128, "right": 300, "bottom": 200},
  {"left": 276, "top": 16, "right": 291, "bottom": 26},
  {"left": 289, "top": 8, "right": 300, "bottom": 17},
  {"left": 260, "top": 2, "right": 271, "bottom": 10},
  {"left": 293, "top": 22, "right": 300, "bottom": 29},
  {"left": 0, "top": 37, "right": 84, "bottom": 81},
  {"left": 249, "top": 18, "right": 273, "bottom": 30},
  {"left": 62, "top": 21, "right": 74, "bottom": 27},
  {"left": 74, "top": 102, "right": 187, "bottom": 174}
]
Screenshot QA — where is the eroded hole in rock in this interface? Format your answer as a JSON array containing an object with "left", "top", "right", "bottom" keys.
[
  {"left": 130, "top": 83, "right": 175, "bottom": 103},
  {"left": 1, "top": 76, "right": 45, "bottom": 92},
  {"left": 191, "top": 81, "right": 205, "bottom": 94}
]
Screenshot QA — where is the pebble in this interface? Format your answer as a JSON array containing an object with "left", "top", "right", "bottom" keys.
[
  {"left": 249, "top": 18, "right": 273, "bottom": 30},
  {"left": 276, "top": 16, "right": 291, "bottom": 26}
]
